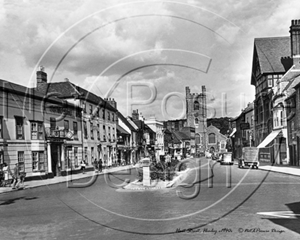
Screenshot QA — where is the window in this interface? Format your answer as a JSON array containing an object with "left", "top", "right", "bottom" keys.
[
  {"left": 108, "top": 112, "right": 110, "bottom": 121},
  {"left": 90, "top": 104, "right": 93, "bottom": 115},
  {"left": 18, "top": 151, "right": 25, "bottom": 172},
  {"left": 103, "top": 126, "right": 106, "bottom": 141},
  {"left": 97, "top": 124, "right": 100, "bottom": 140},
  {"left": 32, "top": 151, "right": 44, "bottom": 171},
  {"left": 50, "top": 117, "right": 56, "bottom": 130},
  {"left": 112, "top": 113, "right": 114, "bottom": 122},
  {"left": 84, "top": 147, "right": 88, "bottom": 163},
  {"left": 194, "top": 101, "right": 200, "bottom": 110},
  {"left": 91, "top": 147, "right": 94, "bottom": 162},
  {"left": 108, "top": 127, "right": 111, "bottom": 141},
  {"left": 208, "top": 133, "right": 216, "bottom": 144},
  {"left": 0, "top": 151, "right": 3, "bottom": 164},
  {"left": 64, "top": 120, "right": 69, "bottom": 131},
  {"left": 0, "top": 117, "right": 2, "bottom": 139},
  {"left": 96, "top": 107, "right": 100, "bottom": 117},
  {"left": 90, "top": 122, "right": 94, "bottom": 139},
  {"left": 195, "top": 118, "right": 199, "bottom": 125},
  {"left": 15, "top": 117, "right": 24, "bottom": 140},
  {"left": 84, "top": 121, "right": 88, "bottom": 139},
  {"left": 280, "top": 111, "right": 283, "bottom": 126},
  {"left": 102, "top": 109, "right": 105, "bottom": 119},
  {"left": 83, "top": 102, "right": 87, "bottom": 113},
  {"left": 31, "top": 122, "right": 43, "bottom": 140},
  {"left": 195, "top": 134, "right": 200, "bottom": 145},
  {"left": 73, "top": 122, "right": 78, "bottom": 138},
  {"left": 74, "top": 147, "right": 78, "bottom": 167}
]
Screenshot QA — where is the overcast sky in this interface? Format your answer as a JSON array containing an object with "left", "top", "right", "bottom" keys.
[{"left": 1, "top": 0, "right": 299, "bottom": 121}]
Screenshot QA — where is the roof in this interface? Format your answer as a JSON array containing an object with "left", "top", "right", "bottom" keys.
[
  {"left": 117, "top": 124, "right": 130, "bottom": 135},
  {"left": 171, "top": 132, "right": 181, "bottom": 144},
  {"left": 117, "top": 111, "right": 136, "bottom": 132},
  {"left": 0, "top": 79, "right": 77, "bottom": 107},
  {"left": 251, "top": 37, "right": 290, "bottom": 85},
  {"left": 35, "top": 81, "right": 116, "bottom": 112},
  {"left": 255, "top": 37, "right": 290, "bottom": 73},
  {"left": 173, "top": 131, "right": 190, "bottom": 140}
]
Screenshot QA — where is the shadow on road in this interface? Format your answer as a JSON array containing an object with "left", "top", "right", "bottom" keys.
[
  {"left": 265, "top": 201, "right": 300, "bottom": 235},
  {"left": 0, "top": 196, "right": 38, "bottom": 206}
]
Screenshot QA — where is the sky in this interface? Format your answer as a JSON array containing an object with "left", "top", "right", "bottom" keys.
[{"left": 0, "top": 0, "right": 300, "bottom": 121}]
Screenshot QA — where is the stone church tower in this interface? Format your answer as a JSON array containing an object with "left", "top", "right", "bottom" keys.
[{"left": 186, "top": 86, "right": 207, "bottom": 153}]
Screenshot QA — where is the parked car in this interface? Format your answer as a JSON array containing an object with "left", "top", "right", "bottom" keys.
[{"left": 220, "top": 152, "right": 233, "bottom": 165}]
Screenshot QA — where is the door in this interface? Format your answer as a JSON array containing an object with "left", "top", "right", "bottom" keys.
[{"left": 51, "top": 144, "right": 61, "bottom": 176}]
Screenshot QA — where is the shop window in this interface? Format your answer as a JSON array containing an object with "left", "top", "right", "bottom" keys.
[{"left": 74, "top": 147, "right": 78, "bottom": 167}]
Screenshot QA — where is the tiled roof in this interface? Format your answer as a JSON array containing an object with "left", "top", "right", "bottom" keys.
[
  {"left": 173, "top": 131, "right": 190, "bottom": 140},
  {"left": 0, "top": 79, "right": 73, "bottom": 106},
  {"left": 35, "top": 81, "right": 116, "bottom": 111},
  {"left": 254, "top": 37, "right": 290, "bottom": 74}
]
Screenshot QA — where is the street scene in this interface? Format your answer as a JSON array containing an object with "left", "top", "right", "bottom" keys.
[{"left": 1, "top": 0, "right": 300, "bottom": 239}]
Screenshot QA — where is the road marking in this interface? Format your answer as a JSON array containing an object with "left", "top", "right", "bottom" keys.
[{"left": 257, "top": 211, "right": 300, "bottom": 219}]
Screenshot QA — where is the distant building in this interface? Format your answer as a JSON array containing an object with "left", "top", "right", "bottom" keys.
[
  {"left": 145, "top": 116, "right": 164, "bottom": 160},
  {"left": 206, "top": 125, "right": 227, "bottom": 153},
  {"left": 185, "top": 86, "right": 207, "bottom": 154}
]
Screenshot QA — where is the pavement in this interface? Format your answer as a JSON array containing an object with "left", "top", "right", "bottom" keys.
[
  {"left": 0, "top": 165, "right": 132, "bottom": 194},
  {"left": 1, "top": 160, "right": 300, "bottom": 194}
]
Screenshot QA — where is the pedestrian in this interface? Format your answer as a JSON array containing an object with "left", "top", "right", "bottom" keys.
[
  {"left": 99, "top": 159, "right": 103, "bottom": 172},
  {"left": 12, "top": 163, "right": 21, "bottom": 189},
  {"left": 2, "top": 162, "right": 11, "bottom": 187},
  {"left": 93, "top": 159, "right": 98, "bottom": 172},
  {"left": 80, "top": 160, "right": 86, "bottom": 174},
  {"left": 19, "top": 171, "right": 26, "bottom": 189}
]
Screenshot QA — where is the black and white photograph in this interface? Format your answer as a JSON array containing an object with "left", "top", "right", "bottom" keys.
[{"left": 0, "top": 0, "right": 300, "bottom": 239}]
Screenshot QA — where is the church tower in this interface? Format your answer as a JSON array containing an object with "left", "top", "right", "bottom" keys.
[{"left": 186, "top": 86, "right": 207, "bottom": 153}]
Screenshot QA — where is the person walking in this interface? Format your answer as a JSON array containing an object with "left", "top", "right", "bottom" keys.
[
  {"left": 80, "top": 160, "right": 86, "bottom": 174},
  {"left": 99, "top": 159, "right": 103, "bottom": 173},
  {"left": 2, "top": 162, "right": 11, "bottom": 187},
  {"left": 12, "top": 163, "right": 21, "bottom": 189}
]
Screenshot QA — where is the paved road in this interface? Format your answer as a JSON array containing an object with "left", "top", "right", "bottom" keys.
[{"left": 0, "top": 157, "right": 300, "bottom": 240}]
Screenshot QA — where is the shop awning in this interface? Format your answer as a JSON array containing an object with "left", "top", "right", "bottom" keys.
[
  {"left": 229, "top": 128, "right": 236, "bottom": 137},
  {"left": 257, "top": 130, "right": 281, "bottom": 148}
]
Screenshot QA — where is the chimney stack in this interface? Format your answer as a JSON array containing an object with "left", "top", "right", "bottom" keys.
[
  {"left": 36, "top": 66, "right": 47, "bottom": 89},
  {"left": 290, "top": 19, "right": 300, "bottom": 67},
  {"left": 132, "top": 109, "right": 139, "bottom": 120},
  {"left": 107, "top": 98, "right": 117, "bottom": 109}
]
